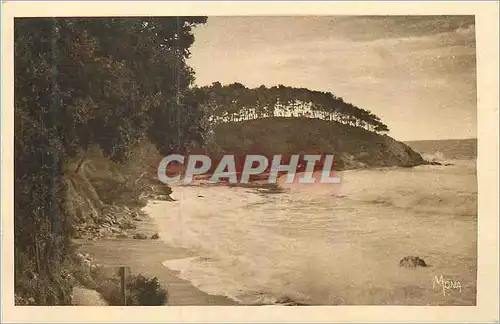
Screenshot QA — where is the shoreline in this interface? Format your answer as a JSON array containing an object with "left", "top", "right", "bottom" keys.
[
  {"left": 75, "top": 209, "right": 237, "bottom": 306},
  {"left": 73, "top": 159, "right": 472, "bottom": 306}
]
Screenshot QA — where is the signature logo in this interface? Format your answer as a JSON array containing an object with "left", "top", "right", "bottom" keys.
[{"left": 433, "top": 274, "right": 462, "bottom": 296}]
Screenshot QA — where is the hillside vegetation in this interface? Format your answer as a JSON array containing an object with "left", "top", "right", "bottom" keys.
[
  {"left": 213, "top": 117, "right": 425, "bottom": 170},
  {"left": 196, "top": 82, "right": 390, "bottom": 134},
  {"left": 15, "top": 17, "right": 206, "bottom": 305}
]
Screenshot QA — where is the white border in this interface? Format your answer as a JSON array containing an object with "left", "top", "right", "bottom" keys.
[{"left": 2, "top": 2, "right": 498, "bottom": 323}]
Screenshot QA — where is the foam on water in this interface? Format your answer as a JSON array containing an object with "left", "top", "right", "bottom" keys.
[{"left": 145, "top": 161, "right": 477, "bottom": 305}]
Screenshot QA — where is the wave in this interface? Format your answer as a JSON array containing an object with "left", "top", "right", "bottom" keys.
[
  {"left": 162, "top": 257, "right": 311, "bottom": 305},
  {"left": 421, "top": 151, "right": 446, "bottom": 162},
  {"left": 150, "top": 163, "right": 477, "bottom": 306}
]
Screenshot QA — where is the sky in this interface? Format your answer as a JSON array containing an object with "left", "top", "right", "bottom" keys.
[{"left": 188, "top": 16, "right": 477, "bottom": 141}]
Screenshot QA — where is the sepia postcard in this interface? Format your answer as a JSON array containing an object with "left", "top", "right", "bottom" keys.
[{"left": 1, "top": 1, "right": 499, "bottom": 323}]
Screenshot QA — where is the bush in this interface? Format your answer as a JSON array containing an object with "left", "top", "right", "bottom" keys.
[
  {"left": 92, "top": 268, "right": 168, "bottom": 306},
  {"left": 127, "top": 274, "right": 168, "bottom": 306},
  {"left": 14, "top": 249, "right": 85, "bottom": 305}
]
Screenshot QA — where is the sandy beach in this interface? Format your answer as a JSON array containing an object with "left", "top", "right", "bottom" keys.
[{"left": 76, "top": 213, "right": 236, "bottom": 306}]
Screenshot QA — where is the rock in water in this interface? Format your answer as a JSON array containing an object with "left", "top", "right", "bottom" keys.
[
  {"left": 151, "top": 233, "right": 160, "bottom": 240},
  {"left": 274, "top": 296, "right": 308, "bottom": 306},
  {"left": 399, "top": 256, "right": 428, "bottom": 268},
  {"left": 133, "top": 233, "right": 148, "bottom": 240}
]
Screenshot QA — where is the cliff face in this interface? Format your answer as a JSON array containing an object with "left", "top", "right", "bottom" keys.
[
  {"left": 63, "top": 153, "right": 172, "bottom": 240},
  {"left": 213, "top": 117, "right": 425, "bottom": 170}
]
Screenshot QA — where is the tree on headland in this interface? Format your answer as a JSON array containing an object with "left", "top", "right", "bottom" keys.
[{"left": 196, "top": 83, "right": 390, "bottom": 134}]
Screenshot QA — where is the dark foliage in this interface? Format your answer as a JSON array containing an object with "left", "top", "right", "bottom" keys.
[
  {"left": 197, "top": 83, "right": 390, "bottom": 134},
  {"left": 93, "top": 269, "right": 168, "bottom": 306},
  {"left": 14, "top": 17, "right": 206, "bottom": 305}
]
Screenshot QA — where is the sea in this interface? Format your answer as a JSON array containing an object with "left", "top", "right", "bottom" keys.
[{"left": 145, "top": 139, "right": 477, "bottom": 305}]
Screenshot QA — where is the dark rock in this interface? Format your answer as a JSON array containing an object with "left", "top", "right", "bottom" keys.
[
  {"left": 152, "top": 194, "right": 175, "bottom": 201},
  {"left": 119, "top": 221, "right": 137, "bottom": 230},
  {"left": 116, "top": 234, "right": 128, "bottom": 239},
  {"left": 275, "top": 296, "right": 294, "bottom": 304},
  {"left": 281, "top": 301, "right": 308, "bottom": 306},
  {"left": 274, "top": 296, "right": 308, "bottom": 306},
  {"left": 98, "top": 227, "right": 113, "bottom": 238},
  {"left": 133, "top": 233, "right": 148, "bottom": 240},
  {"left": 151, "top": 233, "right": 160, "bottom": 240},
  {"left": 399, "top": 256, "right": 428, "bottom": 268}
]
